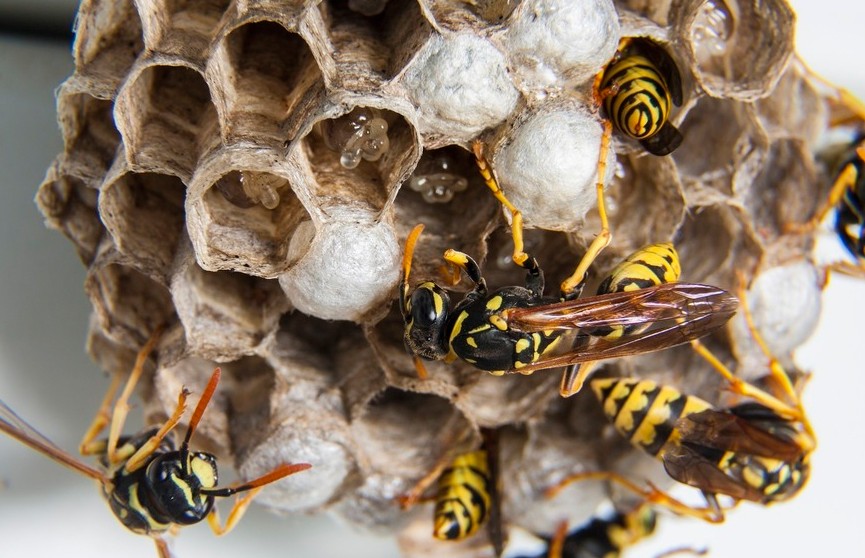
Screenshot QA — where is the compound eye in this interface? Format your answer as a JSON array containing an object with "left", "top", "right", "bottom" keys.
[{"left": 410, "top": 287, "right": 442, "bottom": 327}]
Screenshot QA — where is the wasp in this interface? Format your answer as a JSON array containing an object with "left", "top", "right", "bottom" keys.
[
  {"left": 0, "top": 329, "right": 311, "bottom": 558},
  {"left": 399, "top": 222, "right": 738, "bottom": 397},
  {"left": 398, "top": 429, "right": 503, "bottom": 556},
  {"left": 785, "top": 70, "right": 865, "bottom": 279},
  {"left": 546, "top": 281, "right": 815, "bottom": 523}
]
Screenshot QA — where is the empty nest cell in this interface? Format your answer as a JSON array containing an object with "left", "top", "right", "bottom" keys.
[
  {"left": 317, "top": 0, "right": 435, "bottom": 87},
  {"left": 73, "top": 0, "right": 145, "bottom": 96},
  {"left": 36, "top": 169, "right": 105, "bottom": 265},
  {"left": 56, "top": 91, "right": 121, "bottom": 186},
  {"left": 99, "top": 170, "right": 186, "bottom": 283},
  {"left": 211, "top": 20, "right": 323, "bottom": 145},
  {"left": 137, "top": 0, "right": 232, "bottom": 60},
  {"left": 115, "top": 63, "right": 215, "bottom": 179}
]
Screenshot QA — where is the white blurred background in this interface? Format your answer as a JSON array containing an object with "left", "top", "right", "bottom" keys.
[{"left": 0, "top": 1, "right": 862, "bottom": 557}]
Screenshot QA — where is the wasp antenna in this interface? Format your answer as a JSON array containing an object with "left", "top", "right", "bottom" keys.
[
  {"left": 403, "top": 224, "right": 425, "bottom": 285},
  {"left": 182, "top": 368, "right": 221, "bottom": 451},
  {"left": 202, "top": 462, "right": 312, "bottom": 497}
]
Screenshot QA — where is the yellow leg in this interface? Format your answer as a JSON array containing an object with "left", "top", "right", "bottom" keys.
[
  {"left": 472, "top": 140, "right": 531, "bottom": 269},
  {"left": 559, "top": 119, "right": 613, "bottom": 297},
  {"left": 153, "top": 537, "right": 174, "bottom": 558},
  {"left": 559, "top": 359, "right": 598, "bottom": 398},
  {"left": 125, "top": 388, "right": 189, "bottom": 472},
  {"left": 79, "top": 372, "right": 123, "bottom": 455},
  {"left": 545, "top": 471, "right": 725, "bottom": 524},
  {"left": 785, "top": 157, "right": 858, "bottom": 234},
  {"left": 397, "top": 454, "right": 452, "bottom": 509},
  {"left": 106, "top": 326, "right": 165, "bottom": 463},
  {"left": 547, "top": 519, "right": 568, "bottom": 558},
  {"left": 207, "top": 488, "right": 261, "bottom": 536}
]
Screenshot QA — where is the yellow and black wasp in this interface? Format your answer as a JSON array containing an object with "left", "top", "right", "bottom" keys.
[
  {"left": 399, "top": 221, "right": 738, "bottom": 396},
  {"left": 786, "top": 83, "right": 865, "bottom": 279},
  {"left": 398, "top": 429, "right": 504, "bottom": 556},
  {"left": 0, "top": 329, "right": 311, "bottom": 558},
  {"left": 546, "top": 281, "right": 815, "bottom": 523}
]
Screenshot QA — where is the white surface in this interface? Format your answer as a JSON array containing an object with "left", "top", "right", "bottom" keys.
[{"left": 0, "top": 2, "right": 864, "bottom": 557}]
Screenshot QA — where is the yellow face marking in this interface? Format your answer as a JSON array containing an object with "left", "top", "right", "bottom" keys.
[
  {"left": 466, "top": 336, "right": 478, "bottom": 348},
  {"left": 190, "top": 455, "right": 217, "bottom": 489},
  {"left": 485, "top": 296, "right": 503, "bottom": 311}
]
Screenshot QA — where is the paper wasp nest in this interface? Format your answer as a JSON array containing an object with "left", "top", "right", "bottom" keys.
[{"left": 36, "top": 0, "right": 828, "bottom": 555}]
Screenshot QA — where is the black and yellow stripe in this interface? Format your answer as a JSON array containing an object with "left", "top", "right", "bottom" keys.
[
  {"left": 591, "top": 378, "right": 711, "bottom": 457},
  {"left": 601, "top": 53, "right": 672, "bottom": 141},
  {"left": 433, "top": 450, "right": 492, "bottom": 541},
  {"left": 597, "top": 243, "right": 681, "bottom": 294}
]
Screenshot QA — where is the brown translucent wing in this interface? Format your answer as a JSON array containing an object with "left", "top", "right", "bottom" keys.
[
  {"left": 661, "top": 443, "right": 767, "bottom": 503},
  {"left": 0, "top": 399, "right": 107, "bottom": 482},
  {"left": 503, "top": 283, "right": 738, "bottom": 373},
  {"left": 677, "top": 408, "right": 805, "bottom": 461}
]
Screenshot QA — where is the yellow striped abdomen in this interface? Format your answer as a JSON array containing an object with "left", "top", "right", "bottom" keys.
[
  {"left": 598, "top": 243, "right": 680, "bottom": 295},
  {"left": 602, "top": 54, "right": 673, "bottom": 141},
  {"left": 591, "top": 378, "right": 711, "bottom": 458},
  {"left": 433, "top": 450, "right": 492, "bottom": 540}
]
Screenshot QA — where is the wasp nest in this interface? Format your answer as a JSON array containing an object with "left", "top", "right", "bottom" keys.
[{"left": 37, "top": 0, "right": 830, "bottom": 555}]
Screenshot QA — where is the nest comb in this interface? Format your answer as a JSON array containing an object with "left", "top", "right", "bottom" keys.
[{"left": 35, "top": 0, "right": 833, "bottom": 555}]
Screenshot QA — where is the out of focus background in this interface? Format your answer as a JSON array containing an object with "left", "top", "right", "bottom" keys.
[{"left": 0, "top": 1, "right": 862, "bottom": 556}]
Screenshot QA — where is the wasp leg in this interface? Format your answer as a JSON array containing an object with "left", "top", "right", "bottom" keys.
[
  {"left": 78, "top": 372, "right": 123, "bottom": 455},
  {"left": 124, "top": 388, "right": 190, "bottom": 472},
  {"left": 443, "top": 249, "right": 489, "bottom": 294},
  {"left": 559, "top": 358, "right": 598, "bottom": 398},
  {"left": 153, "top": 537, "right": 174, "bottom": 558},
  {"left": 824, "top": 259, "right": 865, "bottom": 282},
  {"left": 654, "top": 547, "right": 709, "bottom": 558},
  {"left": 472, "top": 140, "right": 543, "bottom": 282},
  {"left": 784, "top": 148, "right": 861, "bottom": 234},
  {"left": 559, "top": 118, "right": 613, "bottom": 298},
  {"left": 396, "top": 451, "right": 454, "bottom": 510},
  {"left": 545, "top": 471, "right": 726, "bottom": 524},
  {"left": 547, "top": 519, "right": 568, "bottom": 558},
  {"left": 206, "top": 488, "right": 260, "bottom": 536}
]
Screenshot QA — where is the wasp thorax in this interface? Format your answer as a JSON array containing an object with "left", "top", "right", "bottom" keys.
[
  {"left": 318, "top": 107, "right": 390, "bottom": 169},
  {"left": 145, "top": 452, "right": 217, "bottom": 525}
]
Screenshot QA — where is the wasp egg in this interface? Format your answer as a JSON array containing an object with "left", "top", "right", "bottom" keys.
[
  {"left": 214, "top": 170, "right": 256, "bottom": 209},
  {"left": 318, "top": 107, "right": 390, "bottom": 169},
  {"left": 691, "top": 0, "right": 734, "bottom": 66},
  {"left": 408, "top": 148, "right": 469, "bottom": 204}
]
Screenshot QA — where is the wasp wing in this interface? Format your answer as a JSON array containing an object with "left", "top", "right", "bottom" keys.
[
  {"left": 677, "top": 407, "right": 806, "bottom": 461},
  {"left": 503, "top": 283, "right": 737, "bottom": 373},
  {"left": 660, "top": 443, "right": 767, "bottom": 503},
  {"left": 0, "top": 399, "right": 107, "bottom": 482}
]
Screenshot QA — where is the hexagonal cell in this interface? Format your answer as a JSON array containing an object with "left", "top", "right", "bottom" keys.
[
  {"left": 85, "top": 244, "right": 178, "bottom": 347},
  {"left": 334, "top": 388, "right": 477, "bottom": 530},
  {"left": 670, "top": 0, "right": 794, "bottom": 100},
  {"left": 317, "top": 0, "right": 435, "bottom": 87},
  {"left": 301, "top": 106, "right": 419, "bottom": 214},
  {"left": 674, "top": 203, "right": 761, "bottom": 286},
  {"left": 36, "top": 164, "right": 105, "bottom": 265},
  {"left": 56, "top": 90, "right": 121, "bottom": 186},
  {"left": 99, "top": 169, "right": 186, "bottom": 284},
  {"left": 755, "top": 62, "right": 828, "bottom": 146},
  {"left": 193, "top": 166, "right": 313, "bottom": 277},
  {"left": 209, "top": 20, "right": 324, "bottom": 146},
  {"left": 115, "top": 63, "right": 215, "bottom": 179},
  {"left": 137, "top": 0, "right": 232, "bottom": 60},
  {"left": 172, "top": 242, "right": 290, "bottom": 361},
  {"left": 673, "top": 96, "right": 767, "bottom": 192},
  {"left": 73, "top": 0, "right": 145, "bottom": 97},
  {"left": 394, "top": 144, "right": 500, "bottom": 271},
  {"left": 417, "top": 0, "right": 521, "bottom": 31},
  {"left": 743, "top": 138, "right": 821, "bottom": 242}
]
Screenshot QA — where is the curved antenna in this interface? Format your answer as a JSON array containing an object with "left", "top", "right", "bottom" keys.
[
  {"left": 180, "top": 368, "right": 221, "bottom": 472},
  {"left": 201, "top": 462, "right": 312, "bottom": 497},
  {"left": 401, "top": 225, "right": 424, "bottom": 297}
]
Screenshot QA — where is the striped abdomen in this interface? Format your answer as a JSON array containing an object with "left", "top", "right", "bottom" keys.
[
  {"left": 591, "top": 378, "right": 711, "bottom": 458},
  {"left": 602, "top": 54, "right": 673, "bottom": 141},
  {"left": 597, "top": 243, "right": 681, "bottom": 295},
  {"left": 433, "top": 450, "right": 492, "bottom": 540}
]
